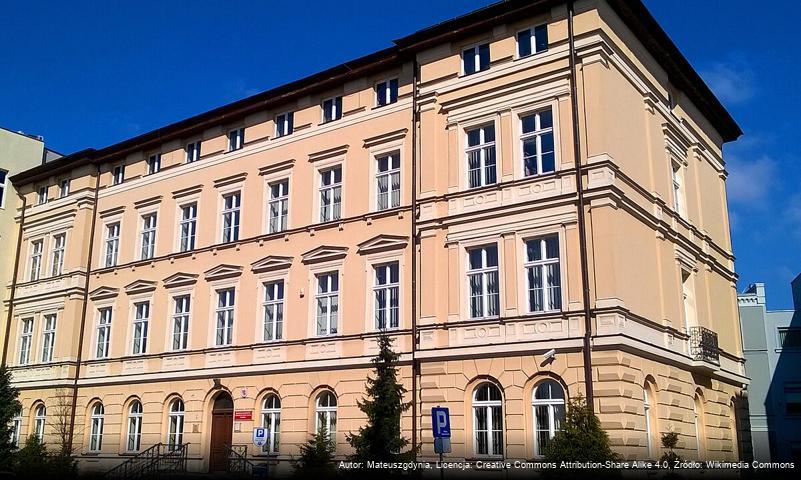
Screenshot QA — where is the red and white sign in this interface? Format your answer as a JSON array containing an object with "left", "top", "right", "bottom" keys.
[{"left": 234, "top": 410, "right": 253, "bottom": 421}]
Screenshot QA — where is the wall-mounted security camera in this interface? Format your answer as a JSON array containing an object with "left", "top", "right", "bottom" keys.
[{"left": 543, "top": 348, "right": 556, "bottom": 360}]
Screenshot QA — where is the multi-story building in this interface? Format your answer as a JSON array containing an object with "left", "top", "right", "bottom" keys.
[
  {"left": 1, "top": 0, "right": 748, "bottom": 474},
  {"left": 738, "top": 276, "right": 801, "bottom": 463}
]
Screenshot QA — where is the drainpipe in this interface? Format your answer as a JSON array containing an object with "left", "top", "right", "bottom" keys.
[
  {"left": 410, "top": 55, "right": 420, "bottom": 459},
  {"left": 568, "top": 0, "right": 595, "bottom": 408},
  {"left": 1, "top": 193, "right": 28, "bottom": 367},
  {"left": 67, "top": 164, "right": 101, "bottom": 448}
]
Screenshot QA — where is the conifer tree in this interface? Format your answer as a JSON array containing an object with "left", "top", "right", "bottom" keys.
[
  {"left": 0, "top": 365, "right": 22, "bottom": 470},
  {"left": 295, "top": 424, "right": 336, "bottom": 477},
  {"left": 543, "top": 396, "right": 619, "bottom": 464}
]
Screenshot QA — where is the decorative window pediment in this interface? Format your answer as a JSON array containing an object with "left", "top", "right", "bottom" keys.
[
  {"left": 162, "top": 272, "right": 199, "bottom": 289},
  {"left": 301, "top": 245, "right": 348, "bottom": 264},
  {"left": 357, "top": 234, "right": 409, "bottom": 255},
  {"left": 124, "top": 279, "right": 157, "bottom": 295},
  {"left": 89, "top": 286, "right": 119, "bottom": 301},
  {"left": 204, "top": 264, "right": 244, "bottom": 281},
  {"left": 251, "top": 255, "right": 293, "bottom": 273}
]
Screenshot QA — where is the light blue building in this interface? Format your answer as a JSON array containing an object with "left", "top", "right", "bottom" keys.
[{"left": 737, "top": 274, "right": 801, "bottom": 462}]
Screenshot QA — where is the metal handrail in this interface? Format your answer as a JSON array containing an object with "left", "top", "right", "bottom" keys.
[
  {"left": 224, "top": 443, "right": 256, "bottom": 476},
  {"left": 104, "top": 442, "right": 189, "bottom": 480}
]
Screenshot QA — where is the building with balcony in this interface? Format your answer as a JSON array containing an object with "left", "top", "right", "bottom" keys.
[
  {"left": 738, "top": 275, "right": 801, "bottom": 463},
  {"left": 0, "top": 0, "right": 748, "bottom": 474}
]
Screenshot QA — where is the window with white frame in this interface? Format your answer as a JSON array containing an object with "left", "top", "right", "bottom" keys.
[
  {"left": 532, "top": 380, "right": 565, "bottom": 456},
  {"left": 186, "top": 140, "right": 201, "bottom": 163},
  {"left": 167, "top": 399, "right": 184, "bottom": 450},
  {"left": 18, "top": 318, "right": 33, "bottom": 365},
  {"left": 104, "top": 223, "right": 120, "bottom": 267},
  {"left": 376, "top": 79, "right": 398, "bottom": 107},
  {"left": 261, "top": 394, "right": 281, "bottom": 454},
  {"left": 132, "top": 301, "right": 150, "bottom": 355},
  {"left": 268, "top": 180, "right": 289, "bottom": 233},
  {"left": 275, "top": 112, "right": 294, "bottom": 137},
  {"left": 473, "top": 383, "right": 503, "bottom": 457},
  {"left": 681, "top": 269, "right": 698, "bottom": 334},
  {"left": 315, "top": 272, "right": 339, "bottom": 336},
  {"left": 517, "top": 24, "right": 548, "bottom": 57},
  {"left": 59, "top": 179, "right": 70, "bottom": 198},
  {"left": 322, "top": 96, "right": 343, "bottom": 123},
  {"left": 51, "top": 233, "right": 65, "bottom": 277},
  {"left": 179, "top": 203, "right": 197, "bottom": 252},
  {"left": 644, "top": 384, "right": 657, "bottom": 458},
  {"left": 467, "top": 245, "right": 499, "bottom": 319},
  {"left": 221, "top": 192, "right": 241, "bottom": 243},
  {"left": 263, "top": 280, "right": 284, "bottom": 342},
  {"left": 112, "top": 165, "right": 125, "bottom": 185},
  {"left": 215, "top": 288, "right": 235, "bottom": 346},
  {"left": 315, "top": 391, "right": 337, "bottom": 440},
  {"left": 34, "top": 405, "right": 46, "bottom": 442},
  {"left": 228, "top": 127, "right": 245, "bottom": 151},
  {"left": 96, "top": 307, "right": 112, "bottom": 359},
  {"left": 319, "top": 167, "right": 342, "bottom": 222},
  {"left": 147, "top": 153, "right": 161, "bottom": 174},
  {"left": 466, "top": 125, "right": 496, "bottom": 188},
  {"left": 374, "top": 262, "right": 399, "bottom": 330},
  {"left": 462, "top": 43, "right": 490, "bottom": 75},
  {"left": 41, "top": 314, "right": 56, "bottom": 362},
  {"left": 126, "top": 400, "right": 143, "bottom": 452},
  {"left": 29, "top": 239, "right": 43, "bottom": 281},
  {"left": 37, "top": 186, "right": 48, "bottom": 205},
  {"left": 521, "top": 108, "right": 555, "bottom": 177},
  {"left": 89, "top": 403, "right": 104, "bottom": 452},
  {"left": 671, "top": 161, "right": 684, "bottom": 215},
  {"left": 376, "top": 153, "right": 400, "bottom": 210},
  {"left": 140, "top": 213, "right": 157, "bottom": 260},
  {"left": 525, "top": 235, "right": 561, "bottom": 313},
  {"left": 11, "top": 415, "right": 21, "bottom": 448},
  {"left": 172, "top": 296, "right": 190, "bottom": 351},
  {"left": 0, "top": 169, "right": 7, "bottom": 208}
]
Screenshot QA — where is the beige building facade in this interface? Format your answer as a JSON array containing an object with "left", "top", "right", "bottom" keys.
[{"left": 1, "top": 0, "right": 748, "bottom": 474}]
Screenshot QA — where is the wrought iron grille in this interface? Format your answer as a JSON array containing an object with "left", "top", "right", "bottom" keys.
[
  {"left": 689, "top": 326, "right": 719, "bottom": 365},
  {"left": 105, "top": 442, "right": 189, "bottom": 480}
]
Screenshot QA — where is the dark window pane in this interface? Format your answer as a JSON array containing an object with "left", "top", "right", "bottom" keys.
[
  {"left": 517, "top": 29, "right": 532, "bottom": 57},
  {"left": 478, "top": 43, "right": 490, "bottom": 71},
  {"left": 467, "top": 129, "right": 481, "bottom": 147},
  {"left": 539, "top": 109, "right": 553, "bottom": 129},
  {"left": 534, "top": 24, "right": 549, "bottom": 52},
  {"left": 522, "top": 114, "right": 536, "bottom": 134}
]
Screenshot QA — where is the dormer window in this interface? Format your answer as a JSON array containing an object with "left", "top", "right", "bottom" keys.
[
  {"left": 322, "top": 96, "right": 343, "bottom": 123},
  {"left": 462, "top": 43, "right": 490, "bottom": 75},
  {"left": 517, "top": 24, "right": 548, "bottom": 58},
  {"left": 376, "top": 79, "right": 398, "bottom": 107},
  {"left": 275, "top": 112, "right": 294, "bottom": 137},
  {"left": 112, "top": 165, "right": 125, "bottom": 185},
  {"left": 147, "top": 154, "right": 161, "bottom": 175},
  {"left": 228, "top": 128, "right": 245, "bottom": 152}
]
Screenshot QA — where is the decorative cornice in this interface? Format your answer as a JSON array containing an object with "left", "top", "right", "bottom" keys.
[
  {"left": 251, "top": 255, "right": 294, "bottom": 273},
  {"left": 89, "top": 286, "right": 119, "bottom": 301},
  {"left": 308, "top": 145, "right": 348, "bottom": 163},
  {"left": 172, "top": 184, "right": 203, "bottom": 200},
  {"left": 357, "top": 234, "right": 409, "bottom": 255},
  {"left": 258, "top": 159, "right": 295, "bottom": 177},
  {"left": 363, "top": 129, "right": 408, "bottom": 149},
  {"left": 162, "top": 272, "right": 199, "bottom": 289},
  {"left": 133, "top": 195, "right": 162, "bottom": 210},
  {"left": 301, "top": 245, "right": 348, "bottom": 264},
  {"left": 124, "top": 280, "right": 158, "bottom": 295},
  {"left": 213, "top": 172, "right": 248, "bottom": 189},
  {"left": 204, "top": 264, "right": 244, "bottom": 281}
]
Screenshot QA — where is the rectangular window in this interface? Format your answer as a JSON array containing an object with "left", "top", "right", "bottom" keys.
[
  {"left": 186, "top": 141, "right": 201, "bottom": 163},
  {"left": 18, "top": 318, "right": 33, "bottom": 365},
  {"left": 268, "top": 180, "right": 289, "bottom": 233},
  {"left": 228, "top": 127, "right": 245, "bottom": 151},
  {"left": 316, "top": 272, "right": 339, "bottom": 336},
  {"left": 275, "top": 112, "right": 294, "bottom": 137},
  {"left": 59, "top": 179, "right": 70, "bottom": 198},
  {"left": 521, "top": 108, "right": 555, "bottom": 176},
  {"left": 29, "top": 239, "right": 43, "bottom": 281},
  {"left": 525, "top": 236, "right": 562, "bottom": 312},
  {"left": 221, "top": 192, "right": 241, "bottom": 243},
  {"left": 51, "top": 234, "right": 66, "bottom": 277},
  {"left": 322, "top": 96, "right": 343, "bottom": 123},
  {"left": 517, "top": 24, "right": 548, "bottom": 58},
  {"left": 0, "top": 169, "right": 7, "bottom": 208},
  {"left": 462, "top": 43, "right": 490, "bottom": 75},
  {"left": 376, "top": 79, "right": 399, "bottom": 107},
  {"left": 468, "top": 245, "right": 500, "bottom": 318},
  {"left": 179, "top": 203, "right": 197, "bottom": 252},
  {"left": 104, "top": 223, "right": 120, "bottom": 267},
  {"left": 376, "top": 153, "right": 401, "bottom": 210},
  {"left": 672, "top": 161, "right": 684, "bottom": 215},
  {"left": 263, "top": 281, "right": 284, "bottom": 341},
  {"left": 147, "top": 154, "right": 161, "bottom": 174},
  {"left": 319, "top": 167, "right": 342, "bottom": 222},
  {"left": 140, "top": 214, "right": 157, "bottom": 260},
  {"left": 37, "top": 186, "right": 48, "bottom": 205},
  {"left": 132, "top": 301, "right": 150, "bottom": 355},
  {"left": 11, "top": 417, "right": 21, "bottom": 448},
  {"left": 466, "top": 125, "right": 496, "bottom": 188},
  {"left": 779, "top": 328, "right": 801, "bottom": 349},
  {"left": 786, "top": 384, "right": 801, "bottom": 415},
  {"left": 41, "top": 314, "right": 56, "bottom": 362},
  {"left": 215, "top": 288, "right": 235, "bottom": 346},
  {"left": 96, "top": 308, "right": 112, "bottom": 359},
  {"left": 172, "top": 296, "right": 190, "bottom": 351},
  {"left": 374, "top": 263, "right": 399, "bottom": 330},
  {"left": 112, "top": 165, "right": 125, "bottom": 185}
]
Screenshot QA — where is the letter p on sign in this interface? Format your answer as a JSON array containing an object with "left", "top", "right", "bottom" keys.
[{"left": 431, "top": 407, "right": 450, "bottom": 438}]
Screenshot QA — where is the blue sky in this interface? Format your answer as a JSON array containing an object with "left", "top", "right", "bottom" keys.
[{"left": 1, "top": 1, "right": 798, "bottom": 308}]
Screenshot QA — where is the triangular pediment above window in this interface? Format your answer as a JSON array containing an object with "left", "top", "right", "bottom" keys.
[
  {"left": 124, "top": 279, "right": 157, "bottom": 295},
  {"left": 204, "top": 264, "right": 244, "bottom": 281},
  {"left": 301, "top": 246, "right": 348, "bottom": 264},
  {"left": 89, "top": 286, "right": 119, "bottom": 301},
  {"left": 357, "top": 234, "right": 409, "bottom": 255},
  {"left": 162, "top": 272, "right": 199, "bottom": 289},
  {"left": 251, "top": 255, "right": 293, "bottom": 273}
]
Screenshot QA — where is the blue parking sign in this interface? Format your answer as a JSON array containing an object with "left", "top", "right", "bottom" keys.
[
  {"left": 431, "top": 407, "right": 450, "bottom": 438},
  {"left": 253, "top": 427, "right": 267, "bottom": 447}
]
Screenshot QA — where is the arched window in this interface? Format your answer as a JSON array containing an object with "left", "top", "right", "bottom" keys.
[
  {"left": 532, "top": 379, "right": 565, "bottom": 456},
  {"left": 693, "top": 393, "right": 705, "bottom": 457},
  {"left": 473, "top": 383, "right": 503, "bottom": 457},
  {"left": 643, "top": 381, "right": 659, "bottom": 458},
  {"left": 11, "top": 415, "right": 22, "bottom": 448},
  {"left": 34, "top": 405, "right": 46, "bottom": 442},
  {"left": 261, "top": 394, "right": 281, "bottom": 454},
  {"left": 167, "top": 399, "right": 185, "bottom": 450},
  {"left": 127, "top": 400, "right": 143, "bottom": 452},
  {"left": 315, "top": 392, "right": 337, "bottom": 441},
  {"left": 89, "top": 403, "right": 104, "bottom": 451}
]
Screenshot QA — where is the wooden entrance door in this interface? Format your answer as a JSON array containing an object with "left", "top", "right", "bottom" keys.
[{"left": 209, "top": 393, "right": 234, "bottom": 472}]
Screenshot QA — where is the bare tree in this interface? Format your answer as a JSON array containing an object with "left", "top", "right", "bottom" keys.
[{"left": 49, "top": 388, "right": 77, "bottom": 457}]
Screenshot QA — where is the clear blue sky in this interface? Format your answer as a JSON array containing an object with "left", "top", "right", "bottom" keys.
[{"left": 1, "top": 1, "right": 798, "bottom": 308}]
